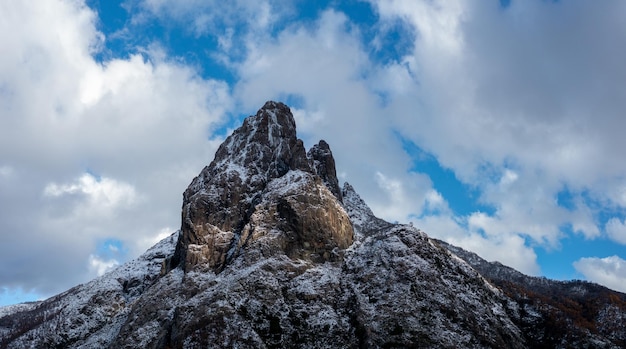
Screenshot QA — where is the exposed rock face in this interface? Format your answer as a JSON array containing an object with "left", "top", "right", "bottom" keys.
[
  {"left": 245, "top": 171, "right": 353, "bottom": 264},
  {"left": 2, "top": 101, "right": 626, "bottom": 349},
  {"left": 172, "top": 101, "right": 353, "bottom": 272},
  {"left": 307, "top": 140, "right": 342, "bottom": 202},
  {"left": 108, "top": 189, "right": 526, "bottom": 349}
]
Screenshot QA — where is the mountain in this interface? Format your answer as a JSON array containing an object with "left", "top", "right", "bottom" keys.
[
  {"left": 1, "top": 101, "right": 625, "bottom": 348},
  {"left": 438, "top": 241, "right": 626, "bottom": 348}
]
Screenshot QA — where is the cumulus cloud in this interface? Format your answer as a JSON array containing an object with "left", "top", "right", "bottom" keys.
[
  {"left": 372, "top": 171, "right": 436, "bottom": 223},
  {"left": 371, "top": 0, "right": 626, "bottom": 199},
  {"left": 573, "top": 256, "right": 626, "bottom": 293},
  {"left": 410, "top": 213, "right": 541, "bottom": 275},
  {"left": 605, "top": 218, "right": 626, "bottom": 245},
  {"left": 0, "top": 0, "right": 230, "bottom": 297},
  {"left": 44, "top": 173, "right": 139, "bottom": 216}
]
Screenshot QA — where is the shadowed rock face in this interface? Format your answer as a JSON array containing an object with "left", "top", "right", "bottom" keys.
[
  {"left": 307, "top": 140, "right": 342, "bottom": 202},
  {"left": 171, "top": 101, "right": 354, "bottom": 272}
]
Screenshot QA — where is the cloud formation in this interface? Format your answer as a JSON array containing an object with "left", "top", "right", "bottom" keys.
[{"left": 0, "top": 0, "right": 229, "bottom": 297}]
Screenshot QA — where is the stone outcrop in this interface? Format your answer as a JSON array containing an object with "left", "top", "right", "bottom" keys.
[
  {"left": 171, "top": 101, "right": 354, "bottom": 272},
  {"left": 307, "top": 140, "right": 342, "bottom": 202}
]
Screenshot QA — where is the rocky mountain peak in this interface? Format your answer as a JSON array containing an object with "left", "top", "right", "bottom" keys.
[
  {"left": 171, "top": 101, "right": 353, "bottom": 273},
  {"left": 4, "top": 101, "right": 626, "bottom": 349},
  {"left": 208, "top": 100, "right": 311, "bottom": 181}
]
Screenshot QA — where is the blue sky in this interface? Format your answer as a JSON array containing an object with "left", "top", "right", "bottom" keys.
[{"left": 1, "top": 0, "right": 626, "bottom": 306}]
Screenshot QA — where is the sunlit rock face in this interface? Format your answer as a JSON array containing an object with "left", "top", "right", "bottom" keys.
[{"left": 172, "top": 101, "right": 354, "bottom": 272}]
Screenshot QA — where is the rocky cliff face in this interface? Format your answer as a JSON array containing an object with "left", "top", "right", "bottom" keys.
[
  {"left": 1, "top": 101, "right": 625, "bottom": 349},
  {"left": 171, "top": 101, "right": 353, "bottom": 273}
]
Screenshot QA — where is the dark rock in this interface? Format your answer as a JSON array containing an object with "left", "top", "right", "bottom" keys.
[
  {"left": 172, "top": 101, "right": 353, "bottom": 273},
  {"left": 308, "top": 140, "right": 342, "bottom": 202}
]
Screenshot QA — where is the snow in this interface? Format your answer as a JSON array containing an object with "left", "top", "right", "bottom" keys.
[
  {"left": 0, "top": 302, "right": 40, "bottom": 319},
  {"left": 264, "top": 170, "right": 312, "bottom": 196}
]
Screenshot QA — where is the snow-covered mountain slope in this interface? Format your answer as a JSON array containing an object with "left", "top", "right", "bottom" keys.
[
  {"left": 0, "top": 232, "right": 177, "bottom": 348},
  {"left": 439, "top": 240, "right": 626, "bottom": 348},
  {"left": 1, "top": 101, "right": 625, "bottom": 348}
]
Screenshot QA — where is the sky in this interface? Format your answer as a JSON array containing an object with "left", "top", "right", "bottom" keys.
[{"left": 1, "top": 0, "right": 626, "bottom": 306}]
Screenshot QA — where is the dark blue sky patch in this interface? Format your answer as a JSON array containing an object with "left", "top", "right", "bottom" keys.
[
  {"left": 280, "top": 93, "right": 306, "bottom": 110},
  {"left": 95, "top": 238, "right": 127, "bottom": 259},
  {"left": 370, "top": 19, "right": 416, "bottom": 65},
  {"left": 86, "top": 0, "right": 132, "bottom": 62},
  {"left": 556, "top": 185, "right": 577, "bottom": 211},
  {"left": 294, "top": 0, "right": 334, "bottom": 22},
  {"left": 536, "top": 229, "right": 625, "bottom": 280},
  {"left": 87, "top": 0, "right": 238, "bottom": 83},
  {"left": 398, "top": 135, "right": 495, "bottom": 216},
  {"left": 350, "top": 7, "right": 415, "bottom": 66}
]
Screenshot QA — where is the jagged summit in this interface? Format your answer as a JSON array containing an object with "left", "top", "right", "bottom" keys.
[
  {"left": 171, "top": 101, "right": 353, "bottom": 273},
  {"left": 308, "top": 140, "right": 342, "bottom": 202}
]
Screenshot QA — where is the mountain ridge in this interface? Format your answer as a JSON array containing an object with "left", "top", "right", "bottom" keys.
[{"left": 1, "top": 101, "right": 625, "bottom": 348}]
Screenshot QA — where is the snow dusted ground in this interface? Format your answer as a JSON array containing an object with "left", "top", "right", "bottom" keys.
[
  {"left": 0, "top": 232, "right": 177, "bottom": 348},
  {"left": 0, "top": 302, "right": 40, "bottom": 320}
]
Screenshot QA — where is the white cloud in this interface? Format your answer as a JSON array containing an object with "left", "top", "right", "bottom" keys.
[
  {"left": 573, "top": 256, "right": 626, "bottom": 293},
  {"left": 453, "top": 233, "right": 540, "bottom": 276},
  {"left": 44, "top": 173, "right": 138, "bottom": 214},
  {"left": 372, "top": 171, "right": 434, "bottom": 222},
  {"left": 370, "top": 0, "right": 626, "bottom": 217},
  {"left": 606, "top": 218, "right": 626, "bottom": 245},
  {"left": 88, "top": 255, "right": 120, "bottom": 277},
  {"left": 499, "top": 169, "right": 518, "bottom": 187},
  {"left": 0, "top": 0, "right": 230, "bottom": 298},
  {"left": 423, "top": 189, "right": 447, "bottom": 214},
  {"left": 413, "top": 213, "right": 540, "bottom": 275},
  {"left": 373, "top": 0, "right": 464, "bottom": 56},
  {"left": 136, "top": 227, "right": 174, "bottom": 253}
]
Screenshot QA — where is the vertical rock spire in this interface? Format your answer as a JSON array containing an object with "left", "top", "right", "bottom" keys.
[{"left": 170, "top": 101, "right": 353, "bottom": 272}]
